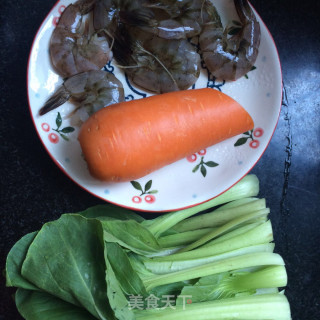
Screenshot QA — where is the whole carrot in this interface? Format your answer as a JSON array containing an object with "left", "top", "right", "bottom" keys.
[{"left": 78, "top": 88, "right": 254, "bottom": 182}]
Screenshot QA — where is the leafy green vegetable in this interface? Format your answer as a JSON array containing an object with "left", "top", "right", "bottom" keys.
[
  {"left": 173, "top": 198, "right": 266, "bottom": 232},
  {"left": 176, "top": 266, "right": 287, "bottom": 304},
  {"left": 178, "top": 209, "right": 270, "bottom": 252},
  {"left": 16, "top": 289, "right": 97, "bottom": 320},
  {"left": 6, "top": 232, "right": 39, "bottom": 290},
  {"left": 149, "top": 281, "right": 190, "bottom": 308},
  {"left": 214, "top": 197, "right": 258, "bottom": 210},
  {"left": 145, "top": 174, "right": 259, "bottom": 237},
  {"left": 142, "top": 244, "right": 275, "bottom": 275},
  {"left": 177, "top": 272, "right": 241, "bottom": 304},
  {"left": 105, "top": 242, "right": 147, "bottom": 296},
  {"left": 21, "top": 214, "right": 113, "bottom": 320},
  {"left": 104, "top": 246, "right": 136, "bottom": 320},
  {"left": 153, "top": 221, "right": 274, "bottom": 262},
  {"left": 5, "top": 174, "right": 291, "bottom": 320},
  {"left": 142, "top": 252, "right": 285, "bottom": 291},
  {"left": 134, "top": 294, "right": 291, "bottom": 320},
  {"left": 102, "top": 220, "right": 161, "bottom": 256},
  {"left": 158, "top": 228, "right": 215, "bottom": 248},
  {"left": 200, "top": 222, "right": 262, "bottom": 247},
  {"left": 78, "top": 204, "right": 144, "bottom": 222}
]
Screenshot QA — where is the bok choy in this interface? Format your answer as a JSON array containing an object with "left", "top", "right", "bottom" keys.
[{"left": 5, "top": 174, "right": 291, "bottom": 320}]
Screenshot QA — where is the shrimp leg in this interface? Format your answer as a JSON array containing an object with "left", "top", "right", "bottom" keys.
[{"left": 112, "top": 26, "right": 201, "bottom": 94}]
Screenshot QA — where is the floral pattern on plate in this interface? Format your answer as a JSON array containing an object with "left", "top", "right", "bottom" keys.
[{"left": 131, "top": 181, "right": 158, "bottom": 205}]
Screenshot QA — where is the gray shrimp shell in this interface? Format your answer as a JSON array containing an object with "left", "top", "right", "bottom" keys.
[
  {"left": 50, "top": 1, "right": 113, "bottom": 78},
  {"left": 39, "top": 70, "right": 125, "bottom": 117},
  {"left": 199, "top": 0, "right": 261, "bottom": 81}
]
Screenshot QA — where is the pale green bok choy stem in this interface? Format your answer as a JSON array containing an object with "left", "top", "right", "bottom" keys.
[
  {"left": 173, "top": 198, "right": 266, "bottom": 233},
  {"left": 146, "top": 175, "right": 259, "bottom": 238},
  {"left": 134, "top": 294, "right": 291, "bottom": 320},
  {"left": 179, "top": 208, "right": 270, "bottom": 252},
  {"left": 143, "top": 252, "right": 284, "bottom": 291},
  {"left": 158, "top": 228, "right": 216, "bottom": 248},
  {"left": 143, "top": 243, "right": 275, "bottom": 274},
  {"left": 152, "top": 220, "right": 274, "bottom": 262},
  {"left": 231, "top": 265, "right": 288, "bottom": 290}
]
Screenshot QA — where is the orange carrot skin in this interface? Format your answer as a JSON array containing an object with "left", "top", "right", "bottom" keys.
[{"left": 78, "top": 88, "right": 254, "bottom": 182}]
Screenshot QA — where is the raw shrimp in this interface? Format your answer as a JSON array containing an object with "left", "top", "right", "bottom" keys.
[
  {"left": 144, "top": 0, "right": 216, "bottom": 40},
  {"left": 92, "top": 0, "right": 201, "bottom": 93},
  {"left": 93, "top": 0, "right": 216, "bottom": 40},
  {"left": 199, "top": 0, "right": 261, "bottom": 81},
  {"left": 93, "top": 0, "right": 154, "bottom": 36},
  {"left": 113, "top": 27, "right": 201, "bottom": 93},
  {"left": 50, "top": 0, "right": 113, "bottom": 78},
  {"left": 39, "top": 70, "right": 125, "bottom": 119}
]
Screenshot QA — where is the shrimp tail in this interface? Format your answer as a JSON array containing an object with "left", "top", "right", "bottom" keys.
[
  {"left": 234, "top": 0, "right": 261, "bottom": 64},
  {"left": 39, "top": 86, "right": 71, "bottom": 116},
  {"left": 112, "top": 26, "right": 135, "bottom": 67},
  {"left": 119, "top": 9, "right": 155, "bottom": 27},
  {"left": 234, "top": 0, "right": 255, "bottom": 23},
  {"left": 112, "top": 26, "right": 179, "bottom": 91},
  {"left": 76, "top": 0, "right": 96, "bottom": 14}
]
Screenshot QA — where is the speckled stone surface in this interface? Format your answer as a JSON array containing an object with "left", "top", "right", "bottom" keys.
[{"left": 0, "top": 0, "right": 319, "bottom": 319}]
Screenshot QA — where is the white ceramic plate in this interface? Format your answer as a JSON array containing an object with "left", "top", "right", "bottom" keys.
[{"left": 28, "top": 0, "right": 282, "bottom": 212}]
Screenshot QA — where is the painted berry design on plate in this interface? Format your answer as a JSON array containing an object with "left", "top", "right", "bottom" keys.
[
  {"left": 41, "top": 123, "right": 50, "bottom": 132},
  {"left": 249, "top": 140, "right": 260, "bottom": 148},
  {"left": 52, "top": 5, "right": 66, "bottom": 26},
  {"left": 187, "top": 150, "right": 207, "bottom": 163},
  {"left": 48, "top": 132, "right": 59, "bottom": 144},
  {"left": 234, "top": 128, "right": 264, "bottom": 148},
  {"left": 144, "top": 194, "right": 156, "bottom": 204},
  {"left": 253, "top": 127, "right": 264, "bottom": 138},
  {"left": 198, "top": 149, "right": 207, "bottom": 156},
  {"left": 58, "top": 5, "right": 66, "bottom": 14},
  {"left": 188, "top": 149, "right": 219, "bottom": 177},
  {"left": 52, "top": 17, "right": 60, "bottom": 27},
  {"left": 53, "top": 112, "right": 75, "bottom": 141},
  {"left": 132, "top": 196, "right": 142, "bottom": 204},
  {"left": 131, "top": 180, "right": 158, "bottom": 204},
  {"left": 187, "top": 154, "right": 198, "bottom": 162}
]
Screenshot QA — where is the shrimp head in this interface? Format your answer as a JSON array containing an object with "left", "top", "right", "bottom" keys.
[{"left": 50, "top": 0, "right": 113, "bottom": 78}]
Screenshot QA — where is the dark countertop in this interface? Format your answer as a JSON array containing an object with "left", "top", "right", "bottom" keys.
[{"left": 0, "top": 0, "right": 319, "bottom": 319}]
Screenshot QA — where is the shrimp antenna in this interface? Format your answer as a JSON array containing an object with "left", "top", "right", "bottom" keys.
[
  {"left": 204, "top": 1, "right": 222, "bottom": 26},
  {"left": 114, "top": 64, "right": 141, "bottom": 69},
  {"left": 135, "top": 42, "right": 178, "bottom": 89},
  {"left": 98, "top": 28, "right": 115, "bottom": 51},
  {"left": 200, "top": 0, "right": 206, "bottom": 23}
]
